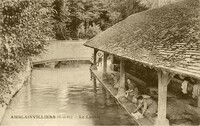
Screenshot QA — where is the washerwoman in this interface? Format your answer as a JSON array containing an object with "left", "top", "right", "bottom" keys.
[
  {"left": 125, "top": 79, "right": 139, "bottom": 103},
  {"left": 133, "top": 95, "right": 157, "bottom": 117}
]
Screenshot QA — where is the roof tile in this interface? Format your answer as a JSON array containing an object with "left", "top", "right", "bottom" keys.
[{"left": 84, "top": 0, "right": 200, "bottom": 79}]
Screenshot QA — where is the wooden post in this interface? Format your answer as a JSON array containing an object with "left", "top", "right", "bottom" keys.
[
  {"left": 102, "top": 87, "right": 107, "bottom": 105},
  {"left": 93, "top": 49, "right": 98, "bottom": 65},
  {"left": 103, "top": 52, "right": 108, "bottom": 73},
  {"left": 117, "top": 58, "right": 126, "bottom": 97},
  {"left": 111, "top": 55, "right": 114, "bottom": 64},
  {"left": 93, "top": 78, "right": 97, "bottom": 93},
  {"left": 93, "top": 49, "right": 98, "bottom": 92},
  {"left": 155, "top": 70, "right": 173, "bottom": 126},
  {"left": 110, "top": 54, "right": 114, "bottom": 71}
]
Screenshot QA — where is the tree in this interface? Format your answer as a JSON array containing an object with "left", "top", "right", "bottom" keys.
[
  {"left": 52, "top": 0, "right": 70, "bottom": 40},
  {"left": 51, "top": 0, "right": 149, "bottom": 40},
  {"left": 63, "top": 0, "right": 108, "bottom": 39},
  {"left": 108, "top": 0, "right": 148, "bottom": 25},
  {"left": 0, "top": 0, "right": 54, "bottom": 104}
]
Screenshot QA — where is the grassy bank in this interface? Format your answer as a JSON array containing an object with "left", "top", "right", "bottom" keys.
[{"left": 0, "top": 61, "right": 32, "bottom": 124}]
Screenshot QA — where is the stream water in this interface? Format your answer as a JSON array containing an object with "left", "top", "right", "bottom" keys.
[{"left": 1, "top": 63, "right": 137, "bottom": 126}]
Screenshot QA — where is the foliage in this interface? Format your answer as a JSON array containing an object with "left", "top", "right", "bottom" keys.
[
  {"left": 52, "top": 0, "right": 70, "bottom": 40},
  {"left": 54, "top": 21, "right": 70, "bottom": 40},
  {"left": 82, "top": 23, "right": 102, "bottom": 39},
  {"left": 51, "top": 0, "right": 148, "bottom": 40},
  {"left": 0, "top": 0, "right": 54, "bottom": 104},
  {"left": 108, "top": 0, "right": 148, "bottom": 24},
  {"left": 65, "top": 0, "right": 106, "bottom": 39}
]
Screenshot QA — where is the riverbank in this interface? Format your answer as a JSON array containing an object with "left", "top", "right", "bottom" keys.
[{"left": 0, "top": 61, "right": 31, "bottom": 124}]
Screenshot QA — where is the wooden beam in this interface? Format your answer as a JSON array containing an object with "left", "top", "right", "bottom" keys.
[
  {"left": 117, "top": 58, "right": 126, "bottom": 97},
  {"left": 155, "top": 70, "right": 173, "bottom": 126},
  {"left": 103, "top": 52, "right": 108, "bottom": 73}
]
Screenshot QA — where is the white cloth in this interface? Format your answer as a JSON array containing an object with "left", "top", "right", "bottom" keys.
[
  {"left": 131, "top": 112, "right": 143, "bottom": 119},
  {"left": 192, "top": 84, "right": 200, "bottom": 98},
  {"left": 181, "top": 80, "right": 188, "bottom": 94}
]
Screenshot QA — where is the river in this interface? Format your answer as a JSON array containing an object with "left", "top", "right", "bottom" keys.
[{"left": 1, "top": 63, "right": 137, "bottom": 126}]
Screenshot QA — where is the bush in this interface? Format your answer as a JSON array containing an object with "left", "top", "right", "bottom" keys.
[{"left": 0, "top": 0, "right": 54, "bottom": 104}]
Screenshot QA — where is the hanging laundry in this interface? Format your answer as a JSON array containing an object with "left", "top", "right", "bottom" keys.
[
  {"left": 181, "top": 80, "right": 188, "bottom": 94},
  {"left": 192, "top": 84, "right": 200, "bottom": 98}
]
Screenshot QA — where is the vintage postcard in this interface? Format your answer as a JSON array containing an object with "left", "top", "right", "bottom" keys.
[{"left": 0, "top": 0, "right": 200, "bottom": 126}]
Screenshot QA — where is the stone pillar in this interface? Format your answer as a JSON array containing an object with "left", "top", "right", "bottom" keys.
[
  {"left": 117, "top": 58, "right": 126, "bottom": 97},
  {"left": 103, "top": 52, "right": 108, "bottom": 73},
  {"left": 155, "top": 70, "right": 173, "bottom": 126}
]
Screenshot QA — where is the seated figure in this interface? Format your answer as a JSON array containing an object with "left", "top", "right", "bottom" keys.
[
  {"left": 132, "top": 95, "right": 157, "bottom": 117},
  {"left": 110, "top": 73, "right": 120, "bottom": 88},
  {"left": 125, "top": 79, "right": 139, "bottom": 103}
]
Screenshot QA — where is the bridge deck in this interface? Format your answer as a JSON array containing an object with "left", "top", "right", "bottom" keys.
[{"left": 32, "top": 40, "right": 92, "bottom": 64}]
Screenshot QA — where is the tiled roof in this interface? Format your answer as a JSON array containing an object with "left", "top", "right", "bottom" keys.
[{"left": 84, "top": 0, "right": 200, "bottom": 79}]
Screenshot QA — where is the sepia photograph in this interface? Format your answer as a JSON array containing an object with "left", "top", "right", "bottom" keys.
[{"left": 0, "top": 0, "right": 200, "bottom": 126}]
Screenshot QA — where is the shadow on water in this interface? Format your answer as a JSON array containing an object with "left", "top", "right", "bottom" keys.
[{"left": 1, "top": 63, "right": 137, "bottom": 126}]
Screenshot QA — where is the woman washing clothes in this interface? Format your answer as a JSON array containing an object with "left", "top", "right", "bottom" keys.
[
  {"left": 125, "top": 79, "right": 139, "bottom": 103},
  {"left": 110, "top": 73, "right": 120, "bottom": 88},
  {"left": 132, "top": 95, "right": 157, "bottom": 118}
]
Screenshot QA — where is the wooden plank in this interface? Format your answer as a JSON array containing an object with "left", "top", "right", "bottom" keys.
[
  {"left": 180, "top": 62, "right": 200, "bottom": 68},
  {"left": 32, "top": 58, "right": 91, "bottom": 65},
  {"left": 176, "top": 67, "right": 200, "bottom": 74},
  {"left": 158, "top": 66, "right": 200, "bottom": 80}
]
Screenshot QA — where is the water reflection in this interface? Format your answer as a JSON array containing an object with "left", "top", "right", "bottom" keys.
[{"left": 1, "top": 64, "right": 137, "bottom": 126}]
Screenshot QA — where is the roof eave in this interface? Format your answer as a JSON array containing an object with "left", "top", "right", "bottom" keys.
[{"left": 84, "top": 42, "right": 200, "bottom": 80}]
